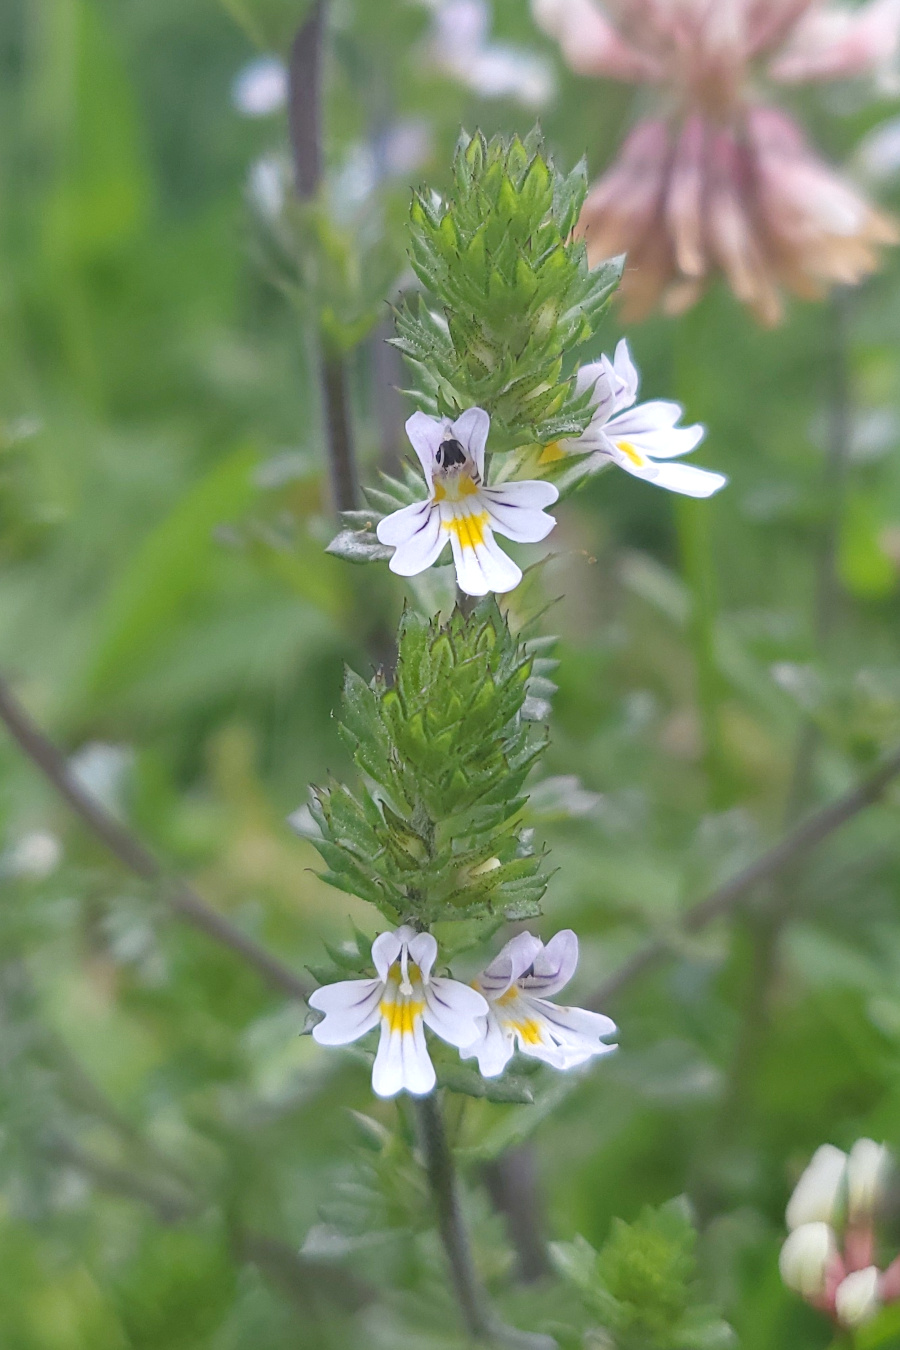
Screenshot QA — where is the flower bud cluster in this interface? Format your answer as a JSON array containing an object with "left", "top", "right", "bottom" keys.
[{"left": 779, "top": 1139, "right": 899, "bottom": 1330}]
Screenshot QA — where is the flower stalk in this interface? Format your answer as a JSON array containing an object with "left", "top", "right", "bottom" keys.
[
  {"left": 287, "top": 0, "right": 360, "bottom": 513},
  {"left": 414, "top": 1092, "right": 494, "bottom": 1341}
]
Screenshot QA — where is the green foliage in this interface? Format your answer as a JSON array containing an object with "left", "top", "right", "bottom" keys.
[
  {"left": 551, "top": 1201, "right": 736, "bottom": 1350},
  {"left": 218, "top": 0, "right": 314, "bottom": 53},
  {"left": 394, "top": 127, "right": 623, "bottom": 450},
  {"left": 302, "top": 599, "right": 550, "bottom": 925}
]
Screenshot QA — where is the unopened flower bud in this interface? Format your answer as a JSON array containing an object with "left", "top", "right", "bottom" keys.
[
  {"left": 779, "top": 1222, "right": 839, "bottom": 1299},
  {"left": 786, "top": 1145, "right": 847, "bottom": 1230},
  {"left": 846, "top": 1139, "right": 891, "bottom": 1224},
  {"left": 835, "top": 1266, "right": 881, "bottom": 1328}
]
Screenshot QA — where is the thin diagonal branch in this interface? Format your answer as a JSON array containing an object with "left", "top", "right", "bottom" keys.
[
  {"left": 589, "top": 743, "right": 900, "bottom": 1009},
  {"left": 0, "top": 675, "right": 310, "bottom": 1002}
]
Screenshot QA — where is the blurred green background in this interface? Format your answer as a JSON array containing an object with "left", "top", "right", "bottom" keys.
[{"left": 4, "top": 1, "right": 900, "bottom": 1346}]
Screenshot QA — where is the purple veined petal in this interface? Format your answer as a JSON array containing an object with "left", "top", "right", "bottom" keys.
[
  {"left": 520, "top": 929, "right": 579, "bottom": 996},
  {"left": 372, "top": 928, "right": 405, "bottom": 981},
  {"left": 612, "top": 338, "right": 640, "bottom": 409},
  {"left": 405, "top": 411, "right": 446, "bottom": 488},
  {"left": 607, "top": 399, "right": 693, "bottom": 434},
  {"left": 408, "top": 931, "right": 438, "bottom": 981},
  {"left": 479, "top": 931, "right": 544, "bottom": 997},
  {"left": 442, "top": 502, "right": 522, "bottom": 595},
  {"left": 607, "top": 421, "right": 705, "bottom": 458},
  {"left": 422, "top": 976, "right": 489, "bottom": 1047},
  {"left": 376, "top": 498, "right": 432, "bottom": 546},
  {"left": 449, "top": 407, "right": 490, "bottom": 478},
  {"left": 371, "top": 1005, "right": 435, "bottom": 1097},
  {"left": 522, "top": 997, "right": 618, "bottom": 1067},
  {"left": 309, "top": 977, "right": 383, "bottom": 1044},
  {"left": 459, "top": 1008, "right": 515, "bottom": 1077},
  {"left": 481, "top": 483, "right": 558, "bottom": 544},
  {"left": 380, "top": 503, "right": 447, "bottom": 576},
  {"left": 645, "top": 461, "right": 728, "bottom": 497}
]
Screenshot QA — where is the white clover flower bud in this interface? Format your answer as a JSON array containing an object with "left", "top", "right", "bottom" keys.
[
  {"left": 846, "top": 1139, "right": 891, "bottom": 1224},
  {"left": 779, "top": 1222, "right": 839, "bottom": 1299},
  {"left": 835, "top": 1266, "right": 881, "bottom": 1328},
  {"left": 786, "top": 1145, "right": 848, "bottom": 1230}
]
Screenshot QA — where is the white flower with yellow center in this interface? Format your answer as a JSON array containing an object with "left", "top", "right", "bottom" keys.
[
  {"left": 546, "top": 339, "right": 727, "bottom": 498},
  {"left": 308, "top": 925, "right": 488, "bottom": 1098},
  {"left": 460, "top": 930, "right": 617, "bottom": 1077},
  {"left": 376, "top": 408, "right": 559, "bottom": 596}
]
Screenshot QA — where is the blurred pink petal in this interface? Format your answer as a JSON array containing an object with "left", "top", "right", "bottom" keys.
[
  {"left": 537, "top": 0, "right": 897, "bottom": 322},
  {"left": 532, "top": 0, "right": 663, "bottom": 81},
  {"left": 770, "top": 0, "right": 900, "bottom": 83},
  {"left": 666, "top": 115, "right": 708, "bottom": 278}
]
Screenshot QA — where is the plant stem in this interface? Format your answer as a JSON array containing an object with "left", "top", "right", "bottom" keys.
[
  {"left": 673, "top": 301, "right": 728, "bottom": 804},
  {"left": 0, "top": 675, "right": 310, "bottom": 1003},
  {"left": 715, "top": 289, "right": 854, "bottom": 1137},
  {"left": 588, "top": 740, "right": 900, "bottom": 1009},
  {"left": 413, "top": 1095, "right": 558, "bottom": 1348},
  {"left": 287, "top": 0, "right": 360, "bottom": 515},
  {"left": 415, "top": 1093, "right": 494, "bottom": 1340},
  {"left": 675, "top": 494, "right": 727, "bottom": 802}
]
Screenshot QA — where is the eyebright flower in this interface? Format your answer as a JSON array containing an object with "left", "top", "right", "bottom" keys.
[
  {"left": 547, "top": 339, "right": 727, "bottom": 498},
  {"left": 308, "top": 925, "right": 488, "bottom": 1098},
  {"left": 533, "top": 0, "right": 900, "bottom": 324},
  {"left": 460, "top": 930, "right": 617, "bottom": 1076},
  {"left": 376, "top": 409, "right": 559, "bottom": 596}
]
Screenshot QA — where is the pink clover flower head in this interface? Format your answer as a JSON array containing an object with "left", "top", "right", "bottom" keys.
[{"left": 533, "top": 0, "right": 900, "bottom": 323}]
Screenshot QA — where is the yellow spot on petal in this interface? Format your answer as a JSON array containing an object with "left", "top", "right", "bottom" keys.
[
  {"left": 496, "top": 987, "right": 520, "bottom": 1007},
  {"left": 538, "top": 440, "right": 566, "bottom": 465},
  {"left": 436, "top": 472, "right": 480, "bottom": 503},
  {"left": 380, "top": 997, "right": 425, "bottom": 1035},
  {"left": 615, "top": 440, "right": 645, "bottom": 468},
  {"left": 513, "top": 1018, "right": 543, "bottom": 1045},
  {"left": 443, "top": 509, "right": 489, "bottom": 551}
]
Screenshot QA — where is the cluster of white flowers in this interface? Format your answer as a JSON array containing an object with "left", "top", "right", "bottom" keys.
[
  {"left": 779, "top": 1139, "right": 900, "bottom": 1330},
  {"left": 376, "top": 341, "right": 726, "bottom": 597},
  {"left": 308, "top": 925, "right": 616, "bottom": 1098}
]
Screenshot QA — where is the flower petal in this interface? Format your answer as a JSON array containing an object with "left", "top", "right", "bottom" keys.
[
  {"left": 309, "top": 978, "right": 383, "bottom": 1045},
  {"left": 646, "top": 461, "right": 729, "bottom": 497},
  {"left": 482, "top": 481, "right": 558, "bottom": 543},
  {"left": 612, "top": 338, "right": 640, "bottom": 409},
  {"left": 444, "top": 508, "right": 522, "bottom": 596},
  {"left": 408, "top": 931, "right": 438, "bottom": 982},
  {"left": 372, "top": 1011, "right": 435, "bottom": 1097},
  {"left": 449, "top": 407, "right": 490, "bottom": 479},
  {"left": 520, "top": 929, "right": 580, "bottom": 996},
  {"left": 379, "top": 502, "right": 447, "bottom": 576},
  {"left": 376, "top": 498, "right": 432, "bottom": 546},
  {"left": 423, "top": 976, "right": 489, "bottom": 1047},
  {"left": 575, "top": 359, "right": 618, "bottom": 424},
  {"left": 460, "top": 1009, "right": 515, "bottom": 1077},
  {"left": 518, "top": 994, "right": 617, "bottom": 1066},
  {"left": 611, "top": 424, "right": 706, "bottom": 458},
  {"left": 372, "top": 928, "right": 406, "bottom": 981},
  {"left": 479, "top": 931, "right": 545, "bottom": 998},
  {"left": 608, "top": 400, "right": 693, "bottom": 433},
  {"left": 404, "top": 411, "right": 445, "bottom": 488}
]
